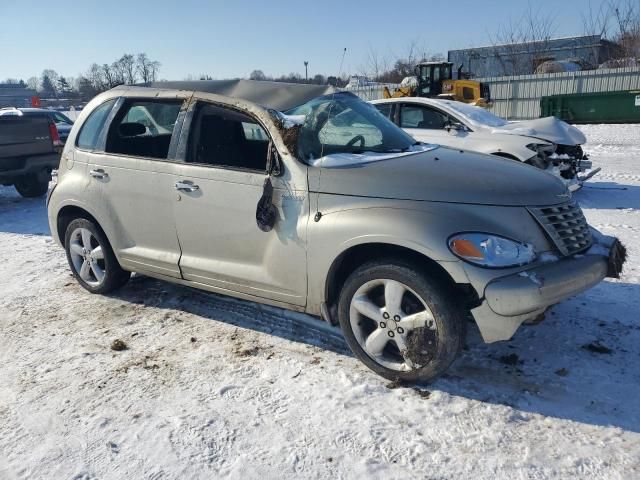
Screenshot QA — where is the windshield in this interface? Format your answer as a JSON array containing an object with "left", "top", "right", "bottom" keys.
[
  {"left": 442, "top": 101, "right": 508, "bottom": 127},
  {"left": 286, "top": 92, "right": 415, "bottom": 162}
]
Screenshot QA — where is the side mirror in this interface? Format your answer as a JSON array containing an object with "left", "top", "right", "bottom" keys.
[
  {"left": 266, "top": 142, "right": 283, "bottom": 176},
  {"left": 256, "top": 177, "right": 277, "bottom": 232},
  {"left": 445, "top": 121, "right": 466, "bottom": 133}
]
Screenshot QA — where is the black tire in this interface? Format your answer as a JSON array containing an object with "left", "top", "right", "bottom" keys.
[
  {"left": 338, "top": 259, "right": 465, "bottom": 383},
  {"left": 14, "top": 171, "right": 50, "bottom": 198},
  {"left": 64, "top": 218, "right": 130, "bottom": 294}
]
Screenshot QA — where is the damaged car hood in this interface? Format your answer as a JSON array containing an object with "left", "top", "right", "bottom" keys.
[
  {"left": 490, "top": 117, "right": 586, "bottom": 145},
  {"left": 309, "top": 146, "right": 569, "bottom": 206}
]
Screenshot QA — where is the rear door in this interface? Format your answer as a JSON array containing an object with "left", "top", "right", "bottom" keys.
[
  {"left": 84, "top": 96, "right": 187, "bottom": 278},
  {"left": 172, "top": 100, "right": 308, "bottom": 306}
]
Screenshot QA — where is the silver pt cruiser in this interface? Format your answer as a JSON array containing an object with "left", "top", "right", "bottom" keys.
[{"left": 47, "top": 81, "right": 626, "bottom": 382}]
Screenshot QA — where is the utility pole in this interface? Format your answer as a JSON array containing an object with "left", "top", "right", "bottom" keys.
[{"left": 304, "top": 61, "right": 309, "bottom": 82}]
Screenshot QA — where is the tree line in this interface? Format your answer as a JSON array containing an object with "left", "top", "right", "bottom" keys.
[{"left": 2, "top": 53, "right": 161, "bottom": 102}]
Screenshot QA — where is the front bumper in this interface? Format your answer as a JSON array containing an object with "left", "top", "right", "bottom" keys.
[{"left": 470, "top": 237, "right": 625, "bottom": 343}]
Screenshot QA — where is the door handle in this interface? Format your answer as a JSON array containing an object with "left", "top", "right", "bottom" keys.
[
  {"left": 89, "top": 169, "right": 108, "bottom": 179},
  {"left": 174, "top": 181, "right": 200, "bottom": 192}
]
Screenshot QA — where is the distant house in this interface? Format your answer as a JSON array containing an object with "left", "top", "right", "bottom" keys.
[
  {"left": 448, "top": 35, "right": 622, "bottom": 78},
  {"left": 0, "top": 84, "right": 38, "bottom": 108}
]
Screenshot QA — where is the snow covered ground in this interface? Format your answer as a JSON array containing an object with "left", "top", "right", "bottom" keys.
[{"left": 1, "top": 124, "right": 639, "bottom": 479}]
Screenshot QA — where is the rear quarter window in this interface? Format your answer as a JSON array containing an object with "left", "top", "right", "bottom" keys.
[{"left": 76, "top": 100, "right": 117, "bottom": 150}]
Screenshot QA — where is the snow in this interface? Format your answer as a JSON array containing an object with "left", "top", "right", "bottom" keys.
[
  {"left": 1, "top": 124, "right": 640, "bottom": 479},
  {"left": 0, "top": 108, "right": 23, "bottom": 116}
]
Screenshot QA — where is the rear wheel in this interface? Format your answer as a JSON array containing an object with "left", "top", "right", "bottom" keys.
[
  {"left": 338, "top": 260, "right": 465, "bottom": 383},
  {"left": 64, "top": 218, "right": 130, "bottom": 294},
  {"left": 14, "top": 171, "right": 50, "bottom": 197}
]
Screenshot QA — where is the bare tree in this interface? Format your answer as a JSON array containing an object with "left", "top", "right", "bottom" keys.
[
  {"left": 136, "top": 53, "right": 161, "bottom": 83},
  {"left": 312, "top": 73, "right": 326, "bottom": 85},
  {"left": 86, "top": 63, "right": 106, "bottom": 92},
  {"left": 101, "top": 64, "right": 116, "bottom": 88},
  {"left": 610, "top": 0, "right": 640, "bottom": 58},
  {"left": 249, "top": 69, "right": 267, "bottom": 81},
  {"left": 26, "top": 77, "right": 39, "bottom": 91},
  {"left": 360, "top": 40, "right": 439, "bottom": 83},
  {"left": 488, "top": 2, "right": 557, "bottom": 75},
  {"left": 360, "top": 45, "right": 391, "bottom": 81},
  {"left": 119, "top": 54, "right": 137, "bottom": 84},
  {"left": 41, "top": 69, "right": 60, "bottom": 98},
  {"left": 110, "top": 58, "right": 127, "bottom": 86},
  {"left": 583, "top": 0, "right": 640, "bottom": 65}
]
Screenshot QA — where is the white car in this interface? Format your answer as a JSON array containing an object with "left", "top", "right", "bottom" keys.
[{"left": 371, "top": 97, "right": 597, "bottom": 191}]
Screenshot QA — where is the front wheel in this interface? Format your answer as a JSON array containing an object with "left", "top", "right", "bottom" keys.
[
  {"left": 338, "top": 260, "right": 465, "bottom": 383},
  {"left": 64, "top": 218, "right": 130, "bottom": 294},
  {"left": 14, "top": 171, "right": 50, "bottom": 197}
]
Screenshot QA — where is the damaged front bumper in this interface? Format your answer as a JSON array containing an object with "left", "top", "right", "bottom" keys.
[{"left": 470, "top": 234, "right": 626, "bottom": 343}]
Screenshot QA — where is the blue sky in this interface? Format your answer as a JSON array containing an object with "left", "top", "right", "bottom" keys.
[{"left": 1, "top": 0, "right": 592, "bottom": 81}]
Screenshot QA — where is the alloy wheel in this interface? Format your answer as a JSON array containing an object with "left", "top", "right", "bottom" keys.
[
  {"left": 349, "top": 278, "right": 438, "bottom": 371},
  {"left": 68, "top": 227, "right": 106, "bottom": 287}
]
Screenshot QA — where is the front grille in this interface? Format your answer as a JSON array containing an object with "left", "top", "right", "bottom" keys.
[{"left": 528, "top": 201, "right": 592, "bottom": 256}]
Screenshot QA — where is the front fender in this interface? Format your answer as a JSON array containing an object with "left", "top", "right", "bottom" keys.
[{"left": 305, "top": 196, "right": 555, "bottom": 316}]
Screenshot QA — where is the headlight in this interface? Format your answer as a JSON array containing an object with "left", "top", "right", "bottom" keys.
[{"left": 448, "top": 233, "right": 536, "bottom": 268}]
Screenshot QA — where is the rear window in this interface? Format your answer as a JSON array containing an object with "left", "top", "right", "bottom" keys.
[
  {"left": 52, "top": 112, "right": 73, "bottom": 124},
  {"left": 76, "top": 100, "right": 116, "bottom": 150},
  {"left": 105, "top": 100, "right": 182, "bottom": 159}
]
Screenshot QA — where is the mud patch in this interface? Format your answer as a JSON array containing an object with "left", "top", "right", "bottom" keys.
[
  {"left": 582, "top": 342, "right": 613, "bottom": 354},
  {"left": 404, "top": 327, "right": 436, "bottom": 367},
  {"left": 498, "top": 353, "right": 523, "bottom": 366},
  {"left": 110, "top": 339, "right": 127, "bottom": 351}
]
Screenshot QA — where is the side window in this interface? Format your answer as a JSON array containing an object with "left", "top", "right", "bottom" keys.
[
  {"left": 400, "top": 105, "right": 448, "bottom": 130},
  {"left": 188, "top": 103, "right": 269, "bottom": 172},
  {"left": 76, "top": 99, "right": 116, "bottom": 150},
  {"left": 374, "top": 103, "right": 392, "bottom": 119},
  {"left": 105, "top": 100, "right": 181, "bottom": 159}
]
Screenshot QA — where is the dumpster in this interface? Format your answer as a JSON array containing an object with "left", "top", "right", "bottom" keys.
[{"left": 540, "top": 90, "right": 640, "bottom": 124}]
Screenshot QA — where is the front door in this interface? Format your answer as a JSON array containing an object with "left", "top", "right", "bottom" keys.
[
  {"left": 399, "top": 103, "right": 468, "bottom": 148},
  {"left": 174, "top": 101, "right": 308, "bottom": 306}
]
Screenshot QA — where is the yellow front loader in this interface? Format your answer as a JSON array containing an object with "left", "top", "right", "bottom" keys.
[{"left": 383, "top": 61, "right": 490, "bottom": 107}]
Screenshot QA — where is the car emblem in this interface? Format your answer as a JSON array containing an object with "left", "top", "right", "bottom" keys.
[{"left": 556, "top": 192, "right": 572, "bottom": 199}]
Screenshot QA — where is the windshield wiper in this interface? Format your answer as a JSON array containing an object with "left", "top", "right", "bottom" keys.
[{"left": 351, "top": 148, "right": 398, "bottom": 154}]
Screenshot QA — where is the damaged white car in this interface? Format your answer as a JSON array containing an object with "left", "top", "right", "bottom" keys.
[{"left": 371, "top": 97, "right": 598, "bottom": 191}]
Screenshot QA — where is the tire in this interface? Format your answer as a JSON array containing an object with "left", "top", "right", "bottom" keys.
[
  {"left": 64, "top": 218, "right": 130, "bottom": 294},
  {"left": 14, "top": 171, "right": 50, "bottom": 198},
  {"left": 338, "top": 259, "right": 465, "bottom": 383}
]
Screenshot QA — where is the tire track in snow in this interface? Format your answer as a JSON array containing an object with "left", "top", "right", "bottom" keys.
[
  {"left": 592, "top": 172, "right": 640, "bottom": 183},
  {"left": 118, "top": 275, "right": 349, "bottom": 355}
]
